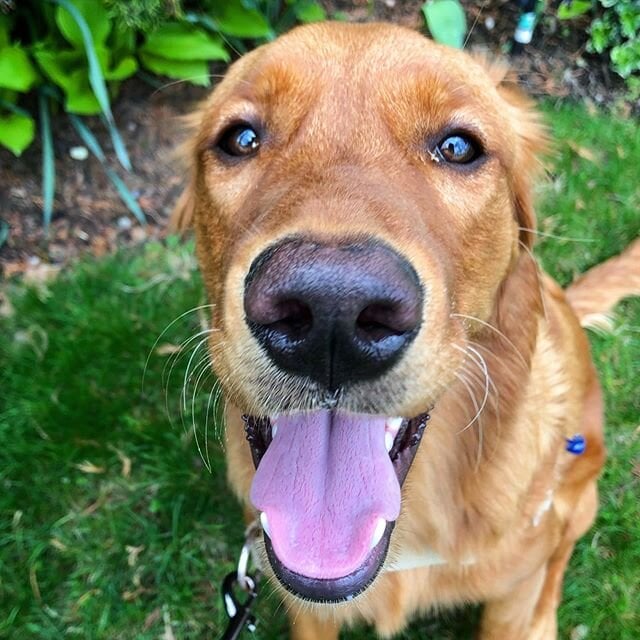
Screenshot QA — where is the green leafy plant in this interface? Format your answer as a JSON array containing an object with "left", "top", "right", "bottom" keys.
[
  {"left": 0, "top": 0, "right": 326, "bottom": 230},
  {"left": 557, "top": 0, "right": 640, "bottom": 86},
  {"left": 422, "top": 0, "right": 467, "bottom": 49}
]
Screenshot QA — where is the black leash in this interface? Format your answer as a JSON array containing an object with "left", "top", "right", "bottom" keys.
[{"left": 220, "top": 523, "right": 261, "bottom": 639}]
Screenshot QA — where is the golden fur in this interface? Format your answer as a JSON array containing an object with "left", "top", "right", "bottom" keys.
[{"left": 172, "top": 22, "right": 637, "bottom": 639}]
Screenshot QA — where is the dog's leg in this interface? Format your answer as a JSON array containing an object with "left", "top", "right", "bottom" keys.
[
  {"left": 526, "top": 539, "right": 576, "bottom": 640},
  {"left": 479, "top": 564, "right": 548, "bottom": 640},
  {"left": 288, "top": 609, "right": 340, "bottom": 640},
  {"left": 527, "top": 480, "right": 600, "bottom": 640},
  {"left": 480, "top": 480, "right": 599, "bottom": 640}
]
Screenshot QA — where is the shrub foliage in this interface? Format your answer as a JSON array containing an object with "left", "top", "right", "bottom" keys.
[
  {"left": 0, "top": 0, "right": 324, "bottom": 229},
  {"left": 0, "top": 0, "right": 325, "bottom": 157},
  {"left": 558, "top": 0, "right": 640, "bottom": 89}
]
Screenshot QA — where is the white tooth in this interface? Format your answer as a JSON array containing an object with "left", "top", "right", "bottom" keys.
[
  {"left": 260, "top": 512, "right": 271, "bottom": 537},
  {"left": 386, "top": 417, "right": 403, "bottom": 433},
  {"left": 370, "top": 517, "right": 387, "bottom": 550},
  {"left": 271, "top": 424, "right": 278, "bottom": 439},
  {"left": 385, "top": 431, "right": 394, "bottom": 452}
]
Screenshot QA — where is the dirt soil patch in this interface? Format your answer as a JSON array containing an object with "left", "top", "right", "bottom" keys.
[{"left": 0, "top": 0, "right": 631, "bottom": 279}]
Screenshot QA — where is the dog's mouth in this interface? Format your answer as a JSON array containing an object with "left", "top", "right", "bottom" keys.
[{"left": 243, "top": 410, "right": 430, "bottom": 602}]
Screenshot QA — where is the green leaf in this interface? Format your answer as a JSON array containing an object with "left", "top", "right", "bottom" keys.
[
  {"left": 557, "top": 0, "right": 593, "bottom": 20},
  {"left": 49, "top": 0, "right": 131, "bottom": 171},
  {"left": 422, "top": 0, "right": 467, "bottom": 49},
  {"left": 141, "top": 22, "right": 229, "bottom": 62},
  {"left": 0, "top": 46, "right": 39, "bottom": 92},
  {"left": 0, "top": 112, "right": 35, "bottom": 155},
  {"left": 88, "top": 46, "right": 137, "bottom": 83},
  {"left": 64, "top": 70, "right": 101, "bottom": 114},
  {"left": 0, "top": 15, "right": 11, "bottom": 49},
  {"left": 110, "top": 21, "right": 137, "bottom": 57},
  {"left": 611, "top": 42, "right": 640, "bottom": 78},
  {"left": 294, "top": 2, "right": 327, "bottom": 23},
  {"left": 214, "top": 1, "right": 274, "bottom": 39},
  {"left": 55, "top": 0, "right": 111, "bottom": 48},
  {"left": 104, "top": 55, "right": 138, "bottom": 81},
  {"left": 50, "top": 0, "right": 112, "bottom": 116},
  {"left": 588, "top": 18, "right": 612, "bottom": 54},
  {"left": 139, "top": 52, "right": 211, "bottom": 86},
  {"left": 38, "top": 91, "right": 55, "bottom": 230},
  {"left": 618, "top": 5, "right": 640, "bottom": 39},
  {"left": 33, "top": 47, "right": 81, "bottom": 91},
  {"left": 332, "top": 11, "right": 350, "bottom": 21}
]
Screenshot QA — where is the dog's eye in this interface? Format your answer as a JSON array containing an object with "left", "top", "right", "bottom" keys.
[
  {"left": 436, "top": 134, "right": 480, "bottom": 164},
  {"left": 217, "top": 124, "right": 260, "bottom": 158}
]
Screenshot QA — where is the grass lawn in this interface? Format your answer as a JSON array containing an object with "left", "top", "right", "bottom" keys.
[{"left": 1, "top": 101, "right": 639, "bottom": 640}]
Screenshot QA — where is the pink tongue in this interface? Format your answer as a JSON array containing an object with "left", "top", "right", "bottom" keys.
[{"left": 250, "top": 411, "right": 400, "bottom": 580}]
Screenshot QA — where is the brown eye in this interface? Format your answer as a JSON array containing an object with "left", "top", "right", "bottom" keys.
[
  {"left": 436, "top": 134, "right": 481, "bottom": 164},
  {"left": 217, "top": 124, "right": 260, "bottom": 158}
]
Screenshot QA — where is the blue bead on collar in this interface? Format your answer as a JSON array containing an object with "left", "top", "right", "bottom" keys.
[{"left": 566, "top": 434, "right": 586, "bottom": 455}]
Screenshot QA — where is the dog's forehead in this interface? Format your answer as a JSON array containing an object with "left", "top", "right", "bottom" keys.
[
  {"left": 252, "top": 22, "right": 485, "bottom": 80},
  {"left": 217, "top": 23, "right": 500, "bottom": 119}
]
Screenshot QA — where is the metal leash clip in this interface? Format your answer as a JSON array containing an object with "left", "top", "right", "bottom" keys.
[{"left": 221, "top": 522, "right": 261, "bottom": 640}]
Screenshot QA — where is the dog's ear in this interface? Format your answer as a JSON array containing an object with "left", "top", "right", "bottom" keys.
[
  {"left": 475, "top": 55, "right": 549, "bottom": 249},
  {"left": 169, "top": 106, "right": 206, "bottom": 233},
  {"left": 499, "top": 82, "right": 549, "bottom": 249},
  {"left": 170, "top": 173, "right": 196, "bottom": 233}
]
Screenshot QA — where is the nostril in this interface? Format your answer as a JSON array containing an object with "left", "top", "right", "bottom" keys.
[
  {"left": 267, "top": 299, "right": 313, "bottom": 341},
  {"left": 356, "top": 303, "right": 413, "bottom": 343},
  {"left": 244, "top": 238, "right": 423, "bottom": 387}
]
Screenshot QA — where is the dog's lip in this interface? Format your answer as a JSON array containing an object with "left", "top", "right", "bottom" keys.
[
  {"left": 262, "top": 520, "right": 394, "bottom": 603},
  {"left": 242, "top": 410, "right": 431, "bottom": 602}
]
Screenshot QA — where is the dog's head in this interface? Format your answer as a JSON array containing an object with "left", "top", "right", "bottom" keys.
[{"left": 174, "top": 22, "right": 546, "bottom": 603}]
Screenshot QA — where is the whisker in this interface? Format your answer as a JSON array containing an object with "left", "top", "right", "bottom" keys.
[
  {"left": 450, "top": 312, "right": 528, "bottom": 367},
  {"left": 465, "top": 343, "right": 501, "bottom": 411},
  {"left": 454, "top": 369, "right": 481, "bottom": 431},
  {"left": 215, "top": 28, "right": 245, "bottom": 60},
  {"left": 205, "top": 378, "right": 224, "bottom": 456},
  {"left": 149, "top": 73, "right": 239, "bottom": 97},
  {"left": 143, "top": 303, "right": 215, "bottom": 391},
  {"left": 465, "top": 346, "right": 492, "bottom": 468},
  {"left": 179, "top": 347, "right": 210, "bottom": 431},
  {"left": 181, "top": 336, "right": 211, "bottom": 417},
  {"left": 162, "top": 328, "right": 213, "bottom": 389},
  {"left": 454, "top": 368, "right": 485, "bottom": 468},
  {"left": 188, "top": 352, "right": 215, "bottom": 473},
  {"left": 452, "top": 344, "right": 490, "bottom": 434},
  {"left": 163, "top": 328, "right": 214, "bottom": 426},
  {"left": 518, "top": 239, "right": 548, "bottom": 320},
  {"left": 463, "top": 0, "right": 489, "bottom": 49},
  {"left": 518, "top": 226, "right": 595, "bottom": 244}
]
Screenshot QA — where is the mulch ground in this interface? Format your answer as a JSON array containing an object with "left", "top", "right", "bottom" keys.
[{"left": 0, "top": 0, "right": 631, "bottom": 280}]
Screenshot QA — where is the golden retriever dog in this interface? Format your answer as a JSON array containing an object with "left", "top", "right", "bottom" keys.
[{"left": 172, "top": 22, "right": 640, "bottom": 639}]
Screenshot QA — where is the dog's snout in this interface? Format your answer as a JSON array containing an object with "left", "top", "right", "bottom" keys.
[{"left": 244, "top": 239, "right": 423, "bottom": 389}]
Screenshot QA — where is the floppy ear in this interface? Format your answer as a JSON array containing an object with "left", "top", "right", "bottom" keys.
[
  {"left": 169, "top": 106, "right": 206, "bottom": 233},
  {"left": 499, "top": 82, "right": 549, "bottom": 249},
  {"left": 169, "top": 173, "right": 196, "bottom": 233},
  {"left": 475, "top": 55, "right": 549, "bottom": 249}
]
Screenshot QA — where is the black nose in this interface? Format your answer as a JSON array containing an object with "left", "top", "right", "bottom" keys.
[{"left": 243, "top": 238, "right": 423, "bottom": 389}]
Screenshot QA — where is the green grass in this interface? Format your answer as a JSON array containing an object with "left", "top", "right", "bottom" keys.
[{"left": 1, "top": 102, "right": 638, "bottom": 639}]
